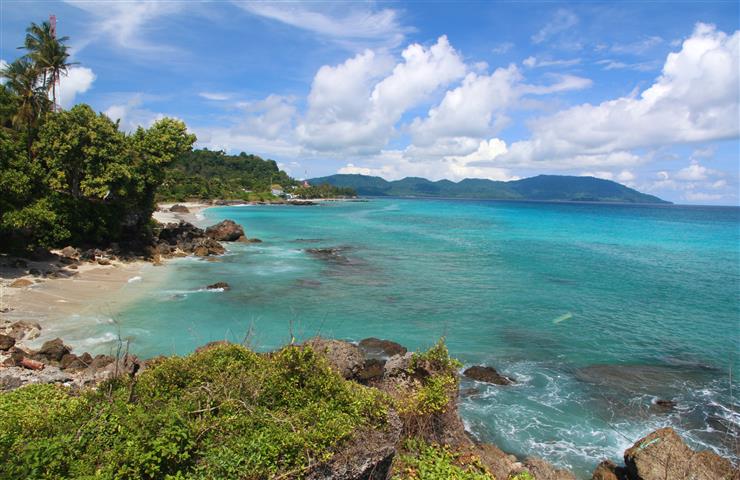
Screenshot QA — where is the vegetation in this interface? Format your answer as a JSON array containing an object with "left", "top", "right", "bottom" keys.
[
  {"left": 393, "top": 439, "right": 492, "bottom": 480},
  {"left": 158, "top": 149, "right": 355, "bottom": 202},
  {"left": 0, "top": 20, "right": 195, "bottom": 254},
  {"left": 0, "top": 343, "right": 388, "bottom": 479},
  {"left": 308, "top": 173, "right": 670, "bottom": 203}
]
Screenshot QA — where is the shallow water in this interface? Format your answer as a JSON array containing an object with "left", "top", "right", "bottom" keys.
[{"left": 77, "top": 199, "right": 739, "bottom": 477}]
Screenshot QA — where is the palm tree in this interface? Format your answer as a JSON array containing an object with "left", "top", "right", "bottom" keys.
[
  {"left": 0, "top": 58, "right": 50, "bottom": 153},
  {"left": 20, "top": 21, "right": 76, "bottom": 110}
]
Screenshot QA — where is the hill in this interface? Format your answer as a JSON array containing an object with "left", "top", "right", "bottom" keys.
[{"left": 307, "top": 174, "right": 670, "bottom": 204}]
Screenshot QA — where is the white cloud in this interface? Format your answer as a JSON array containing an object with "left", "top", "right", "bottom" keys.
[
  {"left": 523, "top": 56, "right": 581, "bottom": 68},
  {"left": 58, "top": 66, "right": 96, "bottom": 108},
  {"left": 645, "top": 159, "right": 734, "bottom": 204},
  {"left": 104, "top": 94, "right": 166, "bottom": 132},
  {"left": 199, "top": 92, "right": 230, "bottom": 101},
  {"left": 233, "top": 2, "right": 408, "bottom": 48},
  {"left": 610, "top": 36, "right": 664, "bottom": 54},
  {"left": 595, "top": 59, "right": 661, "bottom": 72},
  {"left": 0, "top": 59, "right": 7, "bottom": 85},
  {"left": 532, "top": 9, "right": 579, "bottom": 44},
  {"left": 236, "top": 94, "right": 296, "bottom": 140},
  {"left": 501, "top": 23, "right": 739, "bottom": 168},
  {"left": 580, "top": 169, "right": 636, "bottom": 184},
  {"left": 492, "top": 42, "right": 514, "bottom": 54},
  {"left": 297, "top": 36, "right": 466, "bottom": 153}
]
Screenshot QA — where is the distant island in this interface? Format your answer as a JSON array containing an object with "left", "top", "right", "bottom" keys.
[{"left": 308, "top": 174, "right": 670, "bottom": 204}]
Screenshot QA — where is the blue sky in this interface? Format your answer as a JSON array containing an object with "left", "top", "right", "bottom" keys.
[{"left": 1, "top": 1, "right": 738, "bottom": 204}]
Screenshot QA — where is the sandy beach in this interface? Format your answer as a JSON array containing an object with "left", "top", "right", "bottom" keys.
[{"left": 0, "top": 202, "right": 214, "bottom": 349}]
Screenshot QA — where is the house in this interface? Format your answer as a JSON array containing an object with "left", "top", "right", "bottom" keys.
[{"left": 271, "top": 184, "right": 284, "bottom": 197}]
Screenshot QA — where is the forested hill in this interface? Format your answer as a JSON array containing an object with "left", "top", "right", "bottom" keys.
[
  {"left": 307, "top": 174, "right": 670, "bottom": 204},
  {"left": 158, "top": 149, "right": 295, "bottom": 200}
]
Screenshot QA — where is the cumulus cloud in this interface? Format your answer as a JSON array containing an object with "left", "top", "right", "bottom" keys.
[
  {"left": 58, "top": 66, "right": 96, "bottom": 108},
  {"left": 104, "top": 94, "right": 166, "bottom": 132},
  {"left": 499, "top": 23, "right": 739, "bottom": 168}
]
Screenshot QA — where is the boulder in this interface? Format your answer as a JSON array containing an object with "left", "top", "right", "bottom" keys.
[
  {"left": 623, "top": 427, "right": 737, "bottom": 480},
  {"left": 463, "top": 365, "right": 515, "bottom": 385},
  {"left": 60, "top": 353, "right": 88, "bottom": 371},
  {"left": 383, "top": 352, "right": 413, "bottom": 378},
  {"left": 355, "top": 358, "right": 385, "bottom": 383},
  {"left": 97, "top": 258, "right": 111, "bottom": 266},
  {"left": 37, "top": 338, "right": 71, "bottom": 362},
  {"left": 0, "top": 334, "right": 15, "bottom": 350},
  {"left": 169, "top": 204, "right": 190, "bottom": 213},
  {"left": 205, "top": 220, "right": 244, "bottom": 242},
  {"left": 9, "top": 278, "right": 33, "bottom": 288},
  {"left": 591, "top": 460, "right": 625, "bottom": 480},
  {"left": 1, "top": 321, "right": 41, "bottom": 341},
  {"left": 523, "top": 457, "right": 577, "bottom": 480},
  {"left": 90, "top": 354, "right": 115, "bottom": 369},
  {"left": 206, "top": 282, "right": 230, "bottom": 291},
  {"left": 304, "top": 338, "right": 364, "bottom": 379},
  {"left": 60, "top": 246, "right": 79, "bottom": 259},
  {"left": 358, "top": 337, "right": 407, "bottom": 357}
]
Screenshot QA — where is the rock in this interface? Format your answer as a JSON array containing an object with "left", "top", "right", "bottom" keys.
[
  {"left": 0, "top": 365, "right": 71, "bottom": 391},
  {"left": 9, "top": 278, "right": 33, "bottom": 288},
  {"left": 205, "top": 219, "right": 245, "bottom": 242},
  {"left": 169, "top": 204, "right": 190, "bottom": 213},
  {"left": 90, "top": 354, "right": 115, "bottom": 369},
  {"left": 192, "top": 238, "right": 226, "bottom": 256},
  {"left": 355, "top": 358, "right": 385, "bottom": 383},
  {"left": 358, "top": 337, "right": 407, "bottom": 357},
  {"left": 624, "top": 427, "right": 737, "bottom": 480},
  {"left": 60, "top": 353, "right": 87, "bottom": 371},
  {"left": 37, "top": 338, "right": 71, "bottom": 362},
  {"left": 60, "top": 246, "right": 79, "bottom": 259},
  {"left": 304, "top": 338, "right": 365, "bottom": 379},
  {"left": 383, "top": 352, "right": 413, "bottom": 378},
  {"left": 653, "top": 399, "right": 677, "bottom": 411},
  {"left": 523, "top": 457, "right": 577, "bottom": 480},
  {"left": 206, "top": 282, "right": 230, "bottom": 291},
  {"left": 305, "top": 247, "right": 352, "bottom": 265},
  {"left": 1, "top": 321, "right": 42, "bottom": 341},
  {"left": 463, "top": 365, "right": 515, "bottom": 385},
  {"left": 0, "top": 334, "right": 15, "bottom": 350},
  {"left": 592, "top": 460, "right": 625, "bottom": 480}
]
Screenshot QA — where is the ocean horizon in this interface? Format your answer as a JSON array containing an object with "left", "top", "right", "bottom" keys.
[{"left": 40, "top": 197, "right": 739, "bottom": 478}]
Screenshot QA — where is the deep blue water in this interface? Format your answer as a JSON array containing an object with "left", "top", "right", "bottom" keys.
[{"left": 67, "top": 199, "right": 740, "bottom": 477}]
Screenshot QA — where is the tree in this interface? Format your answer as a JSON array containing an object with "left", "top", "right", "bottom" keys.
[
  {"left": 0, "top": 57, "right": 49, "bottom": 134},
  {"left": 21, "top": 21, "right": 75, "bottom": 110}
]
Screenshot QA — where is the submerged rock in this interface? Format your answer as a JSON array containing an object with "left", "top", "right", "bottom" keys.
[
  {"left": 206, "top": 282, "right": 230, "bottom": 291},
  {"left": 623, "top": 427, "right": 737, "bottom": 480},
  {"left": 305, "top": 247, "right": 352, "bottom": 265},
  {"left": 205, "top": 219, "right": 244, "bottom": 242},
  {"left": 463, "top": 365, "right": 515, "bottom": 385}
]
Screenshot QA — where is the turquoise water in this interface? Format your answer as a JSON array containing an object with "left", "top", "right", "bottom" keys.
[{"left": 83, "top": 199, "right": 740, "bottom": 476}]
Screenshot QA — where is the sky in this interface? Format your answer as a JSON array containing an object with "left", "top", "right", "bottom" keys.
[{"left": 1, "top": 1, "right": 738, "bottom": 205}]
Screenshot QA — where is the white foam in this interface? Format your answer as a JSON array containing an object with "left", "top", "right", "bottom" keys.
[{"left": 127, "top": 276, "right": 142, "bottom": 283}]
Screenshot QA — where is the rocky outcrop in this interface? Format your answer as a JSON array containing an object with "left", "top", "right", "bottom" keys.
[
  {"left": 169, "top": 204, "right": 190, "bottom": 213},
  {"left": 463, "top": 365, "right": 515, "bottom": 385},
  {"left": 155, "top": 222, "right": 225, "bottom": 257},
  {"left": 524, "top": 457, "right": 577, "bottom": 480},
  {"left": 591, "top": 460, "right": 625, "bottom": 480},
  {"left": 206, "top": 282, "right": 230, "bottom": 291},
  {"left": 621, "top": 427, "right": 737, "bottom": 480},
  {"left": 304, "top": 338, "right": 365, "bottom": 379},
  {"left": 36, "top": 338, "right": 71, "bottom": 362},
  {"left": 205, "top": 220, "right": 245, "bottom": 242},
  {"left": 358, "top": 337, "right": 407, "bottom": 357},
  {"left": 0, "top": 334, "right": 15, "bottom": 351}
]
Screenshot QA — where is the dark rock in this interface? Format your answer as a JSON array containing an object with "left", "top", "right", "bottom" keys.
[
  {"left": 205, "top": 219, "right": 244, "bottom": 242},
  {"left": 383, "top": 352, "right": 413, "bottom": 378},
  {"left": 304, "top": 338, "right": 365, "bottom": 379},
  {"left": 524, "top": 457, "right": 577, "bottom": 480},
  {"left": 206, "top": 282, "right": 230, "bottom": 291},
  {"left": 169, "top": 204, "right": 190, "bottom": 213},
  {"left": 463, "top": 365, "right": 515, "bottom": 385},
  {"left": 1, "top": 321, "right": 41, "bottom": 341},
  {"left": 355, "top": 358, "right": 385, "bottom": 383},
  {"left": 358, "top": 337, "right": 407, "bottom": 357},
  {"left": 60, "top": 353, "right": 87, "bottom": 371},
  {"left": 653, "top": 399, "right": 677, "bottom": 411},
  {"left": 37, "top": 338, "right": 71, "bottom": 362},
  {"left": 289, "top": 200, "right": 317, "bottom": 206},
  {"left": 624, "top": 427, "right": 737, "bottom": 480},
  {"left": 305, "top": 246, "right": 353, "bottom": 265},
  {"left": 29, "top": 268, "right": 41, "bottom": 275},
  {"left": 0, "top": 334, "right": 15, "bottom": 350}
]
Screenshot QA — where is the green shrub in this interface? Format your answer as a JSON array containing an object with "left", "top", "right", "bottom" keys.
[
  {"left": 0, "top": 343, "right": 388, "bottom": 479},
  {"left": 393, "top": 438, "right": 493, "bottom": 480}
]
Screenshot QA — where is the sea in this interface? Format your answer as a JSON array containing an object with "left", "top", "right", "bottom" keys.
[{"left": 52, "top": 198, "right": 740, "bottom": 478}]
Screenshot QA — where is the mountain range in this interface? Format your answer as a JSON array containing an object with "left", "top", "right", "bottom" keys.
[{"left": 307, "top": 174, "right": 670, "bottom": 204}]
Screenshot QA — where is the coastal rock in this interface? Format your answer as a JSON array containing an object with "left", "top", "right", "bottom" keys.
[
  {"left": 383, "top": 352, "right": 413, "bottom": 378},
  {"left": 305, "top": 247, "right": 351, "bottom": 265},
  {"left": 652, "top": 399, "right": 677, "bottom": 411},
  {"left": 9, "top": 278, "right": 33, "bottom": 288},
  {"left": 524, "top": 457, "right": 577, "bottom": 480},
  {"left": 90, "top": 354, "right": 115, "bottom": 369},
  {"left": 463, "top": 365, "right": 515, "bottom": 385},
  {"left": 358, "top": 337, "right": 407, "bottom": 357},
  {"left": 0, "top": 365, "right": 71, "bottom": 391},
  {"left": 97, "top": 258, "right": 111, "bottom": 266},
  {"left": 355, "top": 358, "right": 385, "bottom": 383},
  {"left": 170, "top": 204, "right": 190, "bottom": 213},
  {"left": 37, "top": 338, "right": 71, "bottom": 362},
  {"left": 205, "top": 219, "right": 244, "bottom": 242},
  {"left": 1, "top": 321, "right": 42, "bottom": 341},
  {"left": 304, "top": 338, "right": 364, "bottom": 379},
  {"left": 623, "top": 427, "right": 737, "bottom": 480},
  {"left": 60, "top": 246, "right": 79, "bottom": 259},
  {"left": 206, "top": 282, "right": 230, "bottom": 291},
  {"left": 60, "top": 353, "right": 88, "bottom": 371},
  {"left": 591, "top": 460, "right": 625, "bottom": 480},
  {"left": 0, "top": 334, "right": 15, "bottom": 350}
]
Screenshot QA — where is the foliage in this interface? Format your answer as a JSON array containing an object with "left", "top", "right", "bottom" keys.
[
  {"left": 509, "top": 472, "right": 535, "bottom": 480},
  {"left": 0, "top": 344, "right": 388, "bottom": 479},
  {"left": 392, "top": 439, "right": 493, "bottom": 480},
  {"left": 293, "top": 182, "right": 356, "bottom": 199}
]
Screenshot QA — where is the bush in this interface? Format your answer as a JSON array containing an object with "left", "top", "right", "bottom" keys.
[
  {"left": 392, "top": 438, "right": 492, "bottom": 480},
  {"left": 0, "top": 343, "right": 388, "bottom": 479}
]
